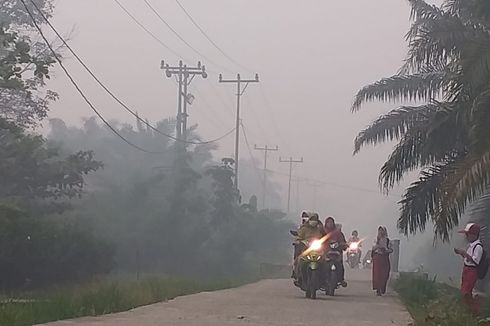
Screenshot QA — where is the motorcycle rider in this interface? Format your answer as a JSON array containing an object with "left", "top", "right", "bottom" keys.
[
  {"left": 293, "top": 214, "right": 326, "bottom": 285},
  {"left": 348, "top": 230, "right": 362, "bottom": 265},
  {"left": 324, "top": 216, "right": 348, "bottom": 287},
  {"left": 349, "top": 230, "right": 360, "bottom": 243}
]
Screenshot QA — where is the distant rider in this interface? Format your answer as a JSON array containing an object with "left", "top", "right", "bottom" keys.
[
  {"left": 348, "top": 230, "right": 362, "bottom": 262},
  {"left": 324, "top": 216, "right": 348, "bottom": 287}
]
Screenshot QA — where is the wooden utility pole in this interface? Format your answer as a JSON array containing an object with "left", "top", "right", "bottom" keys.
[
  {"left": 254, "top": 145, "right": 279, "bottom": 209},
  {"left": 161, "top": 60, "right": 207, "bottom": 146},
  {"left": 219, "top": 73, "right": 259, "bottom": 189},
  {"left": 279, "top": 157, "right": 304, "bottom": 214}
]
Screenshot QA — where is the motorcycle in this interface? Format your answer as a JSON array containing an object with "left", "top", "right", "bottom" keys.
[
  {"left": 347, "top": 241, "right": 361, "bottom": 269},
  {"left": 290, "top": 231, "right": 325, "bottom": 300},
  {"left": 324, "top": 240, "right": 342, "bottom": 296},
  {"left": 363, "top": 250, "right": 373, "bottom": 269}
]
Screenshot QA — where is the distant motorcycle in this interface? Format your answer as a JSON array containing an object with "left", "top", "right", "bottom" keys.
[{"left": 347, "top": 241, "right": 361, "bottom": 269}]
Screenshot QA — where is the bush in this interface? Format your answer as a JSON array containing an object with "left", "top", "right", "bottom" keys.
[
  {"left": 394, "top": 274, "right": 485, "bottom": 326},
  {"left": 0, "top": 206, "right": 114, "bottom": 290}
]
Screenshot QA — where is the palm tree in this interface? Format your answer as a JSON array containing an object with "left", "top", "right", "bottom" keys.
[{"left": 353, "top": 0, "right": 490, "bottom": 240}]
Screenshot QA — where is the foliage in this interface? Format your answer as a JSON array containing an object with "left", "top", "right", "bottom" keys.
[
  {"left": 0, "top": 274, "right": 257, "bottom": 326},
  {"left": 0, "top": 205, "right": 113, "bottom": 290},
  {"left": 0, "top": 0, "right": 108, "bottom": 289},
  {"left": 48, "top": 118, "right": 293, "bottom": 278},
  {"left": 353, "top": 0, "right": 490, "bottom": 240},
  {"left": 0, "top": 119, "right": 102, "bottom": 208},
  {"left": 394, "top": 274, "right": 486, "bottom": 325}
]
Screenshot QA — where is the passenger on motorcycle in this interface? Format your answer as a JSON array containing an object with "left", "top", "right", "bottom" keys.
[
  {"left": 324, "top": 216, "right": 348, "bottom": 287},
  {"left": 347, "top": 230, "right": 362, "bottom": 267},
  {"left": 300, "top": 211, "right": 310, "bottom": 225},
  {"left": 348, "top": 230, "right": 360, "bottom": 243},
  {"left": 293, "top": 214, "right": 326, "bottom": 283},
  {"left": 348, "top": 230, "right": 362, "bottom": 253}
]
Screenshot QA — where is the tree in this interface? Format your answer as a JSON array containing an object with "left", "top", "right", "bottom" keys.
[
  {"left": 352, "top": 0, "right": 490, "bottom": 240},
  {"left": 0, "top": 0, "right": 58, "bottom": 127},
  {"left": 0, "top": 119, "right": 102, "bottom": 209},
  {"left": 0, "top": 0, "right": 112, "bottom": 288}
]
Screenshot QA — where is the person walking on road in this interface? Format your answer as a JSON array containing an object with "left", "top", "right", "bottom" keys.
[
  {"left": 372, "top": 226, "right": 392, "bottom": 296},
  {"left": 454, "top": 222, "right": 483, "bottom": 315}
]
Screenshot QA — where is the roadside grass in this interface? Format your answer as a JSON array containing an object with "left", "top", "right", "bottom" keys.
[
  {"left": 0, "top": 275, "right": 257, "bottom": 326},
  {"left": 394, "top": 274, "right": 490, "bottom": 326}
]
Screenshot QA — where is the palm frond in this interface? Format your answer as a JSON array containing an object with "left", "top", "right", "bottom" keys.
[
  {"left": 351, "top": 71, "right": 448, "bottom": 111},
  {"left": 461, "top": 42, "right": 490, "bottom": 91},
  {"left": 378, "top": 103, "right": 463, "bottom": 190},
  {"left": 379, "top": 130, "right": 426, "bottom": 190},
  {"left": 468, "top": 87, "right": 490, "bottom": 149},
  {"left": 403, "top": 15, "right": 467, "bottom": 73},
  {"left": 398, "top": 164, "right": 447, "bottom": 238},
  {"left": 354, "top": 104, "right": 437, "bottom": 154},
  {"left": 409, "top": 0, "right": 444, "bottom": 21},
  {"left": 440, "top": 149, "right": 490, "bottom": 223}
]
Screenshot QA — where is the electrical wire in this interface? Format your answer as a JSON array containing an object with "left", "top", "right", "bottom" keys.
[
  {"left": 112, "top": 0, "right": 190, "bottom": 63},
  {"left": 266, "top": 169, "right": 403, "bottom": 198},
  {"left": 27, "top": 0, "right": 236, "bottom": 146},
  {"left": 240, "top": 121, "right": 262, "bottom": 181},
  {"left": 257, "top": 84, "right": 291, "bottom": 152},
  {"left": 174, "top": 0, "right": 252, "bottom": 73},
  {"left": 142, "top": 0, "right": 233, "bottom": 73},
  {"left": 20, "top": 0, "right": 166, "bottom": 154}
]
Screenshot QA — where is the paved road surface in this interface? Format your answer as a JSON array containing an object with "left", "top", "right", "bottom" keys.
[{"left": 39, "top": 270, "right": 412, "bottom": 326}]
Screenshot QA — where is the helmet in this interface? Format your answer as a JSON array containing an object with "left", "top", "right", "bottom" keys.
[
  {"left": 352, "top": 230, "right": 358, "bottom": 236},
  {"left": 309, "top": 213, "right": 319, "bottom": 221},
  {"left": 301, "top": 211, "right": 309, "bottom": 224}
]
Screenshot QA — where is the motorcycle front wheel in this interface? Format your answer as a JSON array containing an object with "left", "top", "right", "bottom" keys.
[
  {"left": 309, "top": 269, "right": 320, "bottom": 299},
  {"left": 327, "top": 271, "right": 337, "bottom": 296}
]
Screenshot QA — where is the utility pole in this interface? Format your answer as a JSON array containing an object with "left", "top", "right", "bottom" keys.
[
  {"left": 161, "top": 60, "right": 207, "bottom": 146},
  {"left": 219, "top": 73, "right": 259, "bottom": 189},
  {"left": 254, "top": 145, "right": 279, "bottom": 209},
  {"left": 279, "top": 157, "right": 304, "bottom": 214}
]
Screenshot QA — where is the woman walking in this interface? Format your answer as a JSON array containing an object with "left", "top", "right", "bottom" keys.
[{"left": 372, "top": 226, "right": 392, "bottom": 296}]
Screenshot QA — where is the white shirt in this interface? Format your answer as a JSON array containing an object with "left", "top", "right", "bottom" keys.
[{"left": 465, "top": 240, "right": 484, "bottom": 267}]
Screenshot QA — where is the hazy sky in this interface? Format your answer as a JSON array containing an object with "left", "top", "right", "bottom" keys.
[{"left": 44, "top": 0, "right": 443, "bottom": 249}]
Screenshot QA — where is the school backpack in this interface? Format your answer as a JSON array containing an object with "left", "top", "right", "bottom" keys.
[{"left": 475, "top": 243, "right": 489, "bottom": 280}]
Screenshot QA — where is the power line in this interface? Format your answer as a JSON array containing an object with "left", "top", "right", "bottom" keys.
[
  {"left": 112, "top": 0, "right": 189, "bottom": 62},
  {"left": 267, "top": 169, "right": 403, "bottom": 198},
  {"left": 240, "top": 122, "right": 262, "bottom": 183},
  {"left": 28, "top": 0, "right": 234, "bottom": 146},
  {"left": 257, "top": 84, "right": 291, "bottom": 152},
  {"left": 279, "top": 156, "right": 304, "bottom": 214},
  {"left": 142, "top": 0, "right": 233, "bottom": 73},
  {"left": 174, "top": 0, "right": 251, "bottom": 73},
  {"left": 254, "top": 144, "right": 279, "bottom": 209},
  {"left": 21, "top": 0, "right": 164, "bottom": 154}
]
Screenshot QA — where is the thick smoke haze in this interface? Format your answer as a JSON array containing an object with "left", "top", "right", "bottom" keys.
[{"left": 44, "top": 0, "right": 445, "bottom": 270}]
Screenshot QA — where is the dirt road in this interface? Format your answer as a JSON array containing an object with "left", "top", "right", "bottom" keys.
[{"left": 39, "top": 270, "right": 412, "bottom": 326}]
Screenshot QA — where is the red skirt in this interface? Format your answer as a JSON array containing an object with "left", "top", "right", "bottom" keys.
[{"left": 372, "top": 253, "right": 390, "bottom": 293}]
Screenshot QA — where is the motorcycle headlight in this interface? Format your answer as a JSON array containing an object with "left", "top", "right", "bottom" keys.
[
  {"left": 330, "top": 242, "right": 339, "bottom": 249},
  {"left": 310, "top": 240, "right": 322, "bottom": 251},
  {"left": 349, "top": 242, "right": 359, "bottom": 250},
  {"left": 366, "top": 259, "right": 371, "bottom": 263}
]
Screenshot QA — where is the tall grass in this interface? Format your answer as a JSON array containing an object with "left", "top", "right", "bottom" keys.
[
  {"left": 0, "top": 275, "right": 256, "bottom": 326},
  {"left": 394, "top": 274, "right": 487, "bottom": 326}
]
